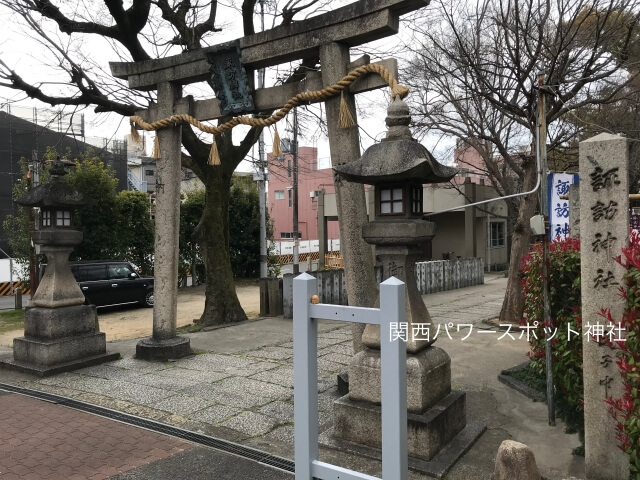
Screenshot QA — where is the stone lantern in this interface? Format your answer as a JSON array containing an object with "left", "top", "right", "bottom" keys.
[
  {"left": 331, "top": 97, "right": 484, "bottom": 467},
  {"left": 0, "top": 158, "right": 119, "bottom": 376}
]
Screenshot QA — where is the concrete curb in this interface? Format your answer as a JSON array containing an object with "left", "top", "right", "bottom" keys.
[{"left": 498, "top": 361, "right": 546, "bottom": 403}]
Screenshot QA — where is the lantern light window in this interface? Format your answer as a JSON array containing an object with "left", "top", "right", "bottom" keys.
[
  {"left": 379, "top": 187, "right": 404, "bottom": 215},
  {"left": 412, "top": 186, "right": 423, "bottom": 214},
  {"left": 56, "top": 210, "right": 71, "bottom": 227}
]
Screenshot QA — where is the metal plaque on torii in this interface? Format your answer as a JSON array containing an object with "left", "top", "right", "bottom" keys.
[{"left": 206, "top": 46, "right": 255, "bottom": 115}]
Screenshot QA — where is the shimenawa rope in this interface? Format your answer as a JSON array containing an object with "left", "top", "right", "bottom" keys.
[{"left": 129, "top": 63, "right": 409, "bottom": 165}]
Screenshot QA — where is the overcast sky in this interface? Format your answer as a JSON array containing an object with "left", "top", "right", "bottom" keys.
[{"left": 0, "top": 2, "right": 449, "bottom": 172}]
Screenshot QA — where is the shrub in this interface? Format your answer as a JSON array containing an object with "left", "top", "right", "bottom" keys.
[
  {"left": 605, "top": 229, "right": 640, "bottom": 476},
  {"left": 521, "top": 236, "right": 584, "bottom": 451}
]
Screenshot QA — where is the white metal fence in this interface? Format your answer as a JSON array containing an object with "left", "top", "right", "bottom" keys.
[{"left": 293, "top": 273, "right": 408, "bottom": 480}]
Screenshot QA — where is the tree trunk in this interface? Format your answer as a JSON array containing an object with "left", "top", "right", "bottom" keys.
[
  {"left": 499, "top": 155, "right": 538, "bottom": 325},
  {"left": 196, "top": 169, "right": 247, "bottom": 325}
]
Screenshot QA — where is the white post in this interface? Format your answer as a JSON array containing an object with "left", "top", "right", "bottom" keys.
[
  {"left": 379, "top": 277, "right": 408, "bottom": 480},
  {"left": 293, "top": 273, "right": 408, "bottom": 480},
  {"left": 294, "top": 273, "right": 319, "bottom": 479}
]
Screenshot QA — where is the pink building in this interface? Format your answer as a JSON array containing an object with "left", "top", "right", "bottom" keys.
[
  {"left": 267, "top": 145, "right": 340, "bottom": 243},
  {"left": 452, "top": 139, "right": 492, "bottom": 185}
]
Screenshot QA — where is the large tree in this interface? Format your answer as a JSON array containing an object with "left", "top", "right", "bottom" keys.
[
  {"left": 179, "top": 175, "right": 267, "bottom": 283},
  {"left": 404, "top": 0, "right": 640, "bottom": 323},
  {"left": 0, "top": 0, "right": 321, "bottom": 325},
  {"left": 4, "top": 149, "right": 155, "bottom": 280}
]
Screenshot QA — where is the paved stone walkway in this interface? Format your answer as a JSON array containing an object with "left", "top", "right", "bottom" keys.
[
  {"left": 0, "top": 274, "right": 586, "bottom": 479},
  {"left": 4, "top": 277, "right": 506, "bottom": 448}
]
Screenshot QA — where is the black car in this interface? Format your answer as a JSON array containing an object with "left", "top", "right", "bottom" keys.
[{"left": 39, "top": 261, "right": 154, "bottom": 308}]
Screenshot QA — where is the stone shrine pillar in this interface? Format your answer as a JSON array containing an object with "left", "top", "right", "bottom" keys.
[
  {"left": 331, "top": 98, "right": 484, "bottom": 469},
  {"left": 579, "top": 133, "right": 629, "bottom": 479}
]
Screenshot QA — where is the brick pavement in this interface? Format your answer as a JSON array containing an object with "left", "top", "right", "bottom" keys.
[{"left": 0, "top": 392, "right": 192, "bottom": 479}]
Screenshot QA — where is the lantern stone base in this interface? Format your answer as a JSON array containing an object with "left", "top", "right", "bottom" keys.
[
  {"left": 348, "top": 346, "right": 451, "bottom": 413},
  {"left": 13, "top": 332, "right": 111, "bottom": 366},
  {"left": 0, "top": 351, "right": 120, "bottom": 378},
  {"left": 23, "top": 305, "right": 99, "bottom": 339},
  {"left": 321, "top": 414, "right": 485, "bottom": 479},
  {"left": 333, "top": 390, "right": 467, "bottom": 462},
  {"left": 333, "top": 345, "right": 477, "bottom": 466},
  {"left": 0, "top": 304, "right": 119, "bottom": 377},
  {"left": 136, "top": 336, "right": 192, "bottom": 361}
]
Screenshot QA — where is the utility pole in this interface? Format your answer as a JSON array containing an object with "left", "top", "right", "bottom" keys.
[
  {"left": 257, "top": 0, "right": 268, "bottom": 279},
  {"left": 538, "top": 71, "right": 555, "bottom": 426},
  {"left": 27, "top": 160, "right": 38, "bottom": 297},
  {"left": 292, "top": 106, "right": 299, "bottom": 275}
]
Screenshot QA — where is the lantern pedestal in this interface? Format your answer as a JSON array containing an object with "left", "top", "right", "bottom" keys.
[
  {"left": 331, "top": 97, "right": 484, "bottom": 473},
  {"left": 0, "top": 304, "right": 120, "bottom": 377},
  {"left": 333, "top": 219, "right": 478, "bottom": 463},
  {"left": 0, "top": 160, "right": 119, "bottom": 377},
  {"left": 31, "top": 233, "right": 85, "bottom": 308}
]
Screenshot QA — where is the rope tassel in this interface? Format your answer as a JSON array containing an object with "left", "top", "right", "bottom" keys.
[
  {"left": 152, "top": 136, "right": 161, "bottom": 159},
  {"left": 272, "top": 125, "right": 282, "bottom": 157},
  {"left": 208, "top": 135, "right": 221, "bottom": 165},
  {"left": 130, "top": 122, "right": 142, "bottom": 145},
  {"left": 338, "top": 91, "right": 356, "bottom": 129}
]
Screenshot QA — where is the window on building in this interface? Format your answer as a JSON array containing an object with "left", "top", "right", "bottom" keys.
[
  {"left": 287, "top": 160, "right": 292, "bottom": 178},
  {"left": 490, "top": 221, "right": 506, "bottom": 248},
  {"left": 145, "top": 169, "right": 154, "bottom": 176},
  {"left": 55, "top": 210, "right": 71, "bottom": 227},
  {"left": 280, "top": 232, "right": 301, "bottom": 239},
  {"left": 288, "top": 189, "right": 292, "bottom": 208},
  {"left": 379, "top": 187, "right": 404, "bottom": 215},
  {"left": 275, "top": 190, "right": 285, "bottom": 200}
]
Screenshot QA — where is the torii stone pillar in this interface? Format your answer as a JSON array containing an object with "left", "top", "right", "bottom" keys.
[
  {"left": 321, "top": 42, "right": 377, "bottom": 352},
  {"left": 136, "top": 82, "right": 192, "bottom": 361}
]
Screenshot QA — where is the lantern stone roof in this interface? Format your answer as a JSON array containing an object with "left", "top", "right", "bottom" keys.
[
  {"left": 334, "top": 97, "right": 458, "bottom": 184},
  {"left": 14, "top": 161, "right": 90, "bottom": 208}
]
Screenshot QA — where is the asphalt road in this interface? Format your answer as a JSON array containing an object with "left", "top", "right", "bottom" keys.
[{"left": 0, "top": 294, "right": 29, "bottom": 311}]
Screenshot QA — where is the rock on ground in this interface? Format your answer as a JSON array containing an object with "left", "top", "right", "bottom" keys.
[{"left": 492, "top": 439, "right": 541, "bottom": 480}]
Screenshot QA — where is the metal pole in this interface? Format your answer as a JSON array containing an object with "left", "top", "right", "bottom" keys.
[
  {"left": 486, "top": 213, "right": 491, "bottom": 272},
  {"left": 293, "top": 107, "right": 300, "bottom": 275},
  {"left": 258, "top": 0, "right": 268, "bottom": 279},
  {"left": 27, "top": 163, "right": 38, "bottom": 297},
  {"left": 538, "top": 71, "right": 556, "bottom": 426}
]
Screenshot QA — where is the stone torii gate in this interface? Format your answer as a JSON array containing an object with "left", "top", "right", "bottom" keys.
[{"left": 110, "top": 0, "right": 427, "bottom": 360}]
